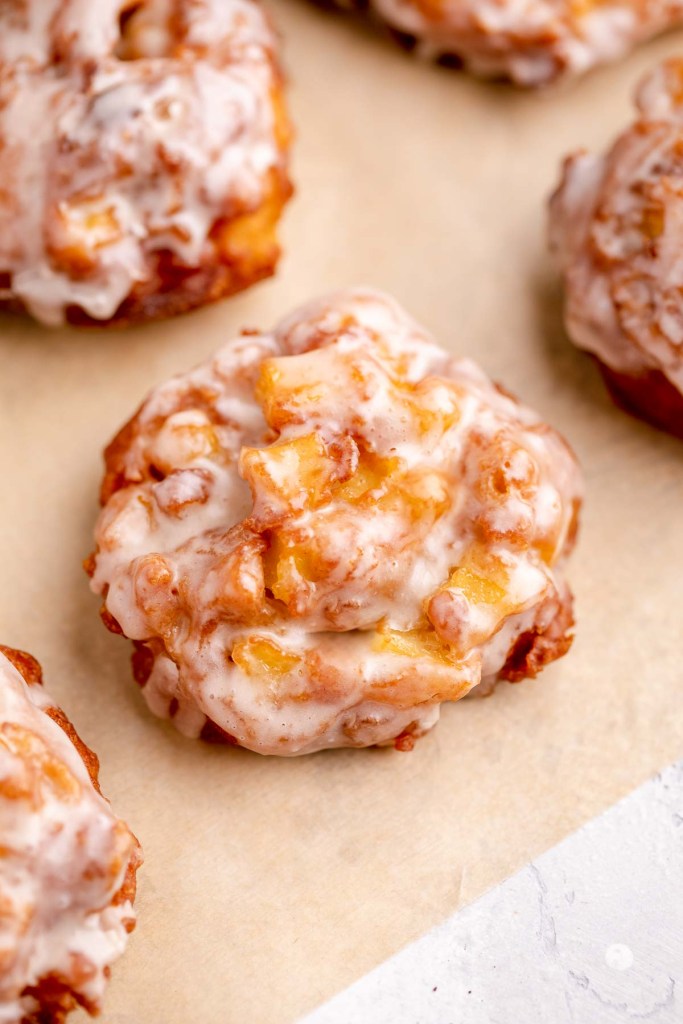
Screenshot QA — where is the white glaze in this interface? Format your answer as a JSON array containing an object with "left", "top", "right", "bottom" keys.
[
  {"left": 91, "top": 289, "right": 582, "bottom": 755},
  {"left": 0, "top": 652, "right": 139, "bottom": 1022},
  {"left": 0, "top": 0, "right": 286, "bottom": 325}
]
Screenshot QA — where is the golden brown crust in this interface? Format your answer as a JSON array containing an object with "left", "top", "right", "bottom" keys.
[
  {"left": 0, "top": 172, "right": 293, "bottom": 330},
  {"left": 67, "top": 171, "right": 293, "bottom": 329},
  {"left": 499, "top": 588, "right": 575, "bottom": 683},
  {"left": 598, "top": 362, "right": 683, "bottom": 439},
  {"left": 19, "top": 980, "right": 81, "bottom": 1024},
  {"left": 0, "top": 646, "right": 43, "bottom": 687},
  {"left": 0, "top": 646, "right": 102, "bottom": 790},
  {"left": 97, "top": 358, "right": 251, "bottom": 502},
  {"left": 100, "top": 411, "right": 143, "bottom": 502}
]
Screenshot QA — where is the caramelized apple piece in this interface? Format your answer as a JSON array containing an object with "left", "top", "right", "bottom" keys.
[
  {"left": 372, "top": 625, "right": 454, "bottom": 665},
  {"left": 231, "top": 636, "right": 300, "bottom": 683}
]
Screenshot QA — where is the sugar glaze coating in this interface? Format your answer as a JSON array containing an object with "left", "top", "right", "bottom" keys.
[
  {"left": 550, "top": 60, "right": 683, "bottom": 436},
  {"left": 0, "top": 0, "right": 291, "bottom": 327},
  {"left": 324, "top": 0, "right": 683, "bottom": 86},
  {"left": 89, "top": 289, "right": 582, "bottom": 755},
  {"left": 0, "top": 647, "right": 141, "bottom": 1023}
]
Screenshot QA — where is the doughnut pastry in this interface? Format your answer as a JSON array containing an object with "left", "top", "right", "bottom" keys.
[
  {"left": 320, "top": 0, "right": 683, "bottom": 86},
  {"left": 550, "top": 60, "right": 683, "bottom": 438},
  {"left": 87, "top": 289, "right": 582, "bottom": 755},
  {"left": 0, "top": 646, "right": 141, "bottom": 1023},
  {"left": 0, "top": 0, "right": 292, "bottom": 327}
]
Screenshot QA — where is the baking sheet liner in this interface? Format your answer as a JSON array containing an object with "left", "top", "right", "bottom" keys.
[{"left": 1, "top": 5, "right": 682, "bottom": 1021}]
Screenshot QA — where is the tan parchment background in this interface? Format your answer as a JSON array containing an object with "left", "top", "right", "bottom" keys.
[{"left": 1, "top": 6, "right": 682, "bottom": 1022}]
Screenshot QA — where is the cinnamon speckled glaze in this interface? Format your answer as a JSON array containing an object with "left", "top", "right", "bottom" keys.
[
  {"left": 0, "top": 0, "right": 292, "bottom": 327},
  {"left": 317, "top": 0, "right": 683, "bottom": 86},
  {"left": 87, "top": 289, "right": 582, "bottom": 756},
  {"left": 550, "top": 60, "right": 683, "bottom": 438},
  {"left": 0, "top": 646, "right": 141, "bottom": 1024}
]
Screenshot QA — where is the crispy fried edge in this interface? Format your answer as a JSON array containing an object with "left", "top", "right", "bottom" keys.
[{"left": 0, "top": 646, "right": 142, "bottom": 1024}]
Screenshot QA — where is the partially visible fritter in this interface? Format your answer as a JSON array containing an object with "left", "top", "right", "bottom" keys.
[
  {"left": 318, "top": 0, "right": 683, "bottom": 86},
  {"left": 550, "top": 59, "right": 683, "bottom": 437},
  {"left": 0, "top": 0, "right": 292, "bottom": 327},
  {"left": 0, "top": 646, "right": 141, "bottom": 1023}
]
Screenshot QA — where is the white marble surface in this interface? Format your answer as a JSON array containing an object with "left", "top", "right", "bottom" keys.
[{"left": 303, "top": 762, "right": 683, "bottom": 1023}]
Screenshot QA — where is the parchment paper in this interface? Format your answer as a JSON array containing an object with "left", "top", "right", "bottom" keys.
[{"left": 1, "top": 6, "right": 682, "bottom": 1021}]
